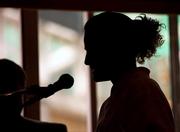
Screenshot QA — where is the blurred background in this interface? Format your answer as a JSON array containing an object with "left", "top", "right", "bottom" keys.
[{"left": 0, "top": 8, "right": 173, "bottom": 132}]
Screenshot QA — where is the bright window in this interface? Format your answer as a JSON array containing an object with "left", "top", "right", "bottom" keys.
[
  {"left": 0, "top": 8, "right": 22, "bottom": 65},
  {"left": 38, "top": 10, "right": 89, "bottom": 132}
]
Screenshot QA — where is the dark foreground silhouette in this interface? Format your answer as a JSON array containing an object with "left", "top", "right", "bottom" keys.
[
  {"left": 84, "top": 12, "right": 175, "bottom": 132},
  {"left": 0, "top": 59, "right": 67, "bottom": 131}
]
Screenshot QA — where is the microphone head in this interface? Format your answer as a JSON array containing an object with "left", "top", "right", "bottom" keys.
[{"left": 54, "top": 74, "right": 74, "bottom": 89}]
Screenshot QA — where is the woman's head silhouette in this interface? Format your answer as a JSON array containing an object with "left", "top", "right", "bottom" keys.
[{"left": 84, "top": 12, "right": 164, "bottom": 82}]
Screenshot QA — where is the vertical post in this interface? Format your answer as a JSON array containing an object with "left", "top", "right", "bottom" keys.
[
  {"left": 86, "top": 12, "right": 97, "bottom": 132},
  {"left": 89, "top": 69, "right": 97, "bottom": 132},
  {"left": 169, "top": 14, "right": 180, "bottom": 132},
  {"left": 21, "top": 9, "right": 40, "bottom": 120}
]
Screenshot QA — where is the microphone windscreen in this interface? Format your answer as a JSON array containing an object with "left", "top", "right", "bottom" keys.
[{"left": 54, "top": 74, "right": 74, "bottom": 89}]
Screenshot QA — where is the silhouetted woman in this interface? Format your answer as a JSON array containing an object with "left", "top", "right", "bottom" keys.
[{"left": 84, "top": 12, "right": 174, "bottom": 132}]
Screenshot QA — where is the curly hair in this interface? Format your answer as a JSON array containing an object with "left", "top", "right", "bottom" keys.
[
  {"left": 133, "top": 14, "right": 165, "bottom": 64},
  {"left": 84, "top": 12, "right": 165, "bottom": 64}
]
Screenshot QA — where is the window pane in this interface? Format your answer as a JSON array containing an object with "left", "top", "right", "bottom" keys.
[
  {"left": 178, "top": 16, "right": 180, "bottom": 48},
  {"left": 0, "top": 8, "right": 22, "bottom": 65},
  {"left": 38, "top": 11, "right": 89, "bottom": 132}
]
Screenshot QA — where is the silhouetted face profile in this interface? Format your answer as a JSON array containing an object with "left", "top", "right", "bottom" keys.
[
  {"left": 84, "top": 12, "right": 135, "bottom": 82},
  {"left": 0, "top": 59, "right": 26, "bottom": 117}
]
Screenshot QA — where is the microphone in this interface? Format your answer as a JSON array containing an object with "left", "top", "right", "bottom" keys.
[
  {"left": 0, "top": 74, "right": 74, "bottom": 98},
  {"left": 26, "top": 74, "right": 74, "bottom": 98},
  {"left": 0, "top": 74, "right": 74, "bottom": 108},
  {"left": 21, "top": 74, "right": 74, "bottom": 107}
]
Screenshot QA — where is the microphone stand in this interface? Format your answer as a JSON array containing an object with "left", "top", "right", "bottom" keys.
[{"left": 0, "top": 86, "right": 68, "bottom": 132}]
